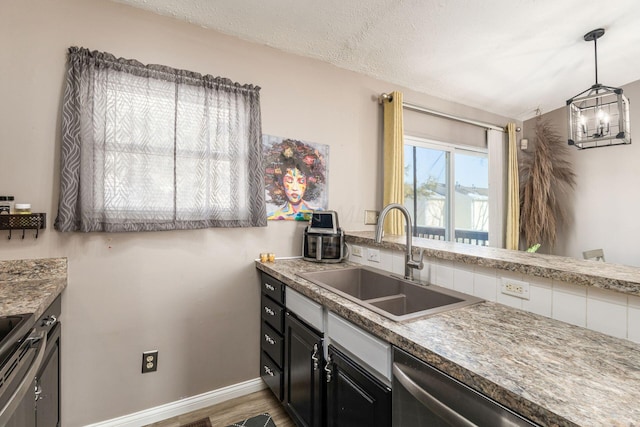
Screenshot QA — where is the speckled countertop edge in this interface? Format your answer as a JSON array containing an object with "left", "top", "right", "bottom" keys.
[
  {"left": 0, "top": 258, "right": 68, "bottom": 319},
  {"left": 346, "top": 231, "right": 640, "bottom": 296},
  {"left": 257, "top": 258, "right": 640, "bottom": 427}
]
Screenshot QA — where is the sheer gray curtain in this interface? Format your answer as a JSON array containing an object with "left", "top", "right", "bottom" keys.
[{"left": 55, "top": 47, "right": 266, "bottom": 232}]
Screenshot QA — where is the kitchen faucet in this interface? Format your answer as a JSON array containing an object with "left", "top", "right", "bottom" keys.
[{"left": 374, "top": 203, "right": 424, "bottom": 281}]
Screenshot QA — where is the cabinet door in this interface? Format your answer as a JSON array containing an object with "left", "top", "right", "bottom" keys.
[
  {"left": 326, "top": 345, "right": 391, "bottom": 427},
  {"left": 284, "top": 313, "right": 323, "bottom": 427}
]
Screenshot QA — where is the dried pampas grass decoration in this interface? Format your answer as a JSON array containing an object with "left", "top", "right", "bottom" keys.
[{"left": 520, "top": 114, "right": 576, "bottom": 249}]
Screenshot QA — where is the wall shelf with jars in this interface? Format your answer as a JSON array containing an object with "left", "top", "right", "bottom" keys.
[{"left": 0, "top": 213, "right": 47, "bottom": 240}]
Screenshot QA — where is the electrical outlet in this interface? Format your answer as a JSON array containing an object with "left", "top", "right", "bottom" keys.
[
  {"left": 364, "top": 210, "right": 379, "bottom": 225},
  {"left": 351, "top": 245, "right": 363, "bottom": 257},
  {"left": 500, "top": 278, "right": 530, "bottom": 300},
  {"left": 367, "top": 248, "right": 380, "bottom": 263},
  {"left": 142, "top": 350, "right": 158, "bottom": 373}
]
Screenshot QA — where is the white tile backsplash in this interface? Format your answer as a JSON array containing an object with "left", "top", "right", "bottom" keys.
[
  {"left": 453, "top": 267, "right": 474, "bottom": 295},
  {"left": 421, "top": 257, "right": 437, "bottom": 283},
  {"left": 350, "top": 244, "right": 638, "bottom": 343},
  {"left": 391, "top": 252, "right": 405, "bottom": 277},
  {"left": 552, "top": 281, "right": 587, "bottom": 327},
  {"left": 498, "top": 269, "right": 524, "bottom": 282},
  {"left": 434, "top": 261, "right": 454, "bottom": 289},
  {"left": 473, "top": 272, "right": 498, "bottom": 301},
  {"left": 378, "top": 249, "right": 394, "bottom": 272},
  {"left": 497, "top": 290, "right": 524, "bottom": 309},
  {"left": 415, "top": 260, "right": 430, "bottom": 283},
  {"left": 628, "top": 296, "right": 640, "bottom": 344},
  {"left": 586, "top": 288, "right": 628, "bottom": 339},
  {"left": 522, "top": 277, "right": 553, "bottom": 317}
]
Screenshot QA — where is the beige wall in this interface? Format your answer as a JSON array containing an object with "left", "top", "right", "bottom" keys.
[
  {"left": 522, "top": 79, "right": 640, "bottom": 266},
  {"left": 0, "top": 1, "right": 514, "bottom": 425}
]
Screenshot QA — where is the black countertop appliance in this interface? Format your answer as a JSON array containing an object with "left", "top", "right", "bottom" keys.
[{"left": 303, "top": 211, "right": 346, "bottom": 263}]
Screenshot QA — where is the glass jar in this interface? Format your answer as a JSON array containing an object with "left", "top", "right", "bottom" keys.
[
  {"left": 6, "top": 196, "right": 14, "bottom": 214},
  {"left": 14, "top": 203, "right": 31, "bottom": 214},
  {"left": 0, "top": 196, "right": 8, "bottom": 215}
]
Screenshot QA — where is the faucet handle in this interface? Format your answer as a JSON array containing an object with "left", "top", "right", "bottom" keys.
[{"left": 408, "top": 248, "right": 425, "bottom": 271}]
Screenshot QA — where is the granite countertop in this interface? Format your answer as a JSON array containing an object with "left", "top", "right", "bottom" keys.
[
  {"left": 256, "top": 257, "right": 640, "bottom": 427},
  {"left": 346, "top": 231, "right": 640, "bottom": 296},
  {"left": 0, "top": 258, "right": 68, "bottom": 320}
]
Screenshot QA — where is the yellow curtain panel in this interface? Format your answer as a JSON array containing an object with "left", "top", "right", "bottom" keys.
[
  {"left": 506, "top": 123, "right": 520, "bottom": 250},
  {"left": 382, "top": 91, "right": 405, "bottom": 235}
]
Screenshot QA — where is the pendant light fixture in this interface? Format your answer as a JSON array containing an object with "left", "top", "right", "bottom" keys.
[{"left": 567, "top": 28, "right": 631, "bottom": 149}]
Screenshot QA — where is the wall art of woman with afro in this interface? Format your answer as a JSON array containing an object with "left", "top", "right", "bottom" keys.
[{"left": 263, "top": 136, "right": 328, "bottom": 221}]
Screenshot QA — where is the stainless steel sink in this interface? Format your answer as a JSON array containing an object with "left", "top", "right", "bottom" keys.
[{"left": 298, "top": 266, "right": 483, "bottom": 322}]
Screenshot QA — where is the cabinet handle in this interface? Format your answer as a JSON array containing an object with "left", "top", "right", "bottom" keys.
[
  {"left": 264, "top": 283, "right": 275, "bottom": 291},
  {"left": 42, "top": 315, "right": 57, "bottom": 327},
  {"left": 263, "top": 365, "right": 275, "bottom": 377},
  {"left": 324, "top": 354, "right": 333, "bottom": 383},
  {"left": 264, "top": 306, "right": 275, "bottom": 316},
  {"left": 264, "top": 334, "right": 275, "bottom": 345},
  {"left": 34, "top": 384, "right": 43, "bottom": 401},
  {"left": 311, "top": 343, "right": 319, "bottom": 370},
  {"left": 393, "top": 363, "right": 477, "bottom": 427}
]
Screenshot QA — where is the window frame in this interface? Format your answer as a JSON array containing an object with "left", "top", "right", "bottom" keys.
[
  {"left": 404, "top": 135, "right": 489, "bottom": 245},
  {"left": 55, "top": 46, "right": 266, "bottom": 233}
]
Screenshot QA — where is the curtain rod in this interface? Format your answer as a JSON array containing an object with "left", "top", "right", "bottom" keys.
[{"left": 378, "top": 93, "right": 509, "bottom": 133}]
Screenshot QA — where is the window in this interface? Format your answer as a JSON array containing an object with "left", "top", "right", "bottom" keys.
[
  {"left": 55, "top": 47, "right": 266, "bottom": 232},
  {"left": 404, "top": 136, "right": 489, "bottom": 246}
]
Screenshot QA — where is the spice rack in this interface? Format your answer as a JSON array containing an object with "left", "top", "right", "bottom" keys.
[{"left": 0, "top": 213, "right": 46, "bottom": 240}]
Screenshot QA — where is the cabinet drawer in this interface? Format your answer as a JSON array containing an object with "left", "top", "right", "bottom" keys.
[
  {"left": 261, "top": 351, "right": 283, "bottom": 401},
  {"left": 261, "top": 273, "right": 285, "bottom": 304},
  {"left": 261, "top": 293, "right": 285, "bottom": 333},
  {"left": 261, "top": 322, "right": 284, "bottom": 368}
]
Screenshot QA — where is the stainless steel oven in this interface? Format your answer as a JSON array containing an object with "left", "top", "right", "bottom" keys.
[
  {"left": 392, "top": 347, "right": 539, "bottom": 426},
  {"left": 0, "top": 313, "right": 48, "bottom": 427}
]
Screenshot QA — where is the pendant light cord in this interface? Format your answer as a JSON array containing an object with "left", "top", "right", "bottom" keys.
[{"left": 593, "top": 36, "right": 599, "bottom": 85}]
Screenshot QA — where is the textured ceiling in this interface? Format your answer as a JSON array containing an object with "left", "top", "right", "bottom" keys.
[{"left": 112, "top": 0, "right": 640, "bottom": 120}]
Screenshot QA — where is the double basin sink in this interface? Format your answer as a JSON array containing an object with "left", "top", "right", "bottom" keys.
[{"left": 299, "top": 265, "right": 483, "bottom": 322}]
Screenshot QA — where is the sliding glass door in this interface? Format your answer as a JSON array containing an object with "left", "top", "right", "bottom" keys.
[{"left": 404, "top": 137, "right": 489, "bottom": 246}]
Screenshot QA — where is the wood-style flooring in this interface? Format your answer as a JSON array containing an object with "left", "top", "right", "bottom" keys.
[{"left": 144, "top": 389, "right": 295, "bottom": 427}]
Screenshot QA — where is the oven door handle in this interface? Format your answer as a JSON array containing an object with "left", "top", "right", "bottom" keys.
[
  {"left": 0, "top": 330, "right": 47, "bottom": 426},
  {"left": 393, "top": 362, "right": 478, "bottom": 427}
]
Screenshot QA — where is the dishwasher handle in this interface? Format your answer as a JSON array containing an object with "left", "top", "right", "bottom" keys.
[
  {"left": 0, "top": 330, "right": 47, "bottom": 426},
  {"left": 393, "top": 362, "right": 478, "bottom": 427}
]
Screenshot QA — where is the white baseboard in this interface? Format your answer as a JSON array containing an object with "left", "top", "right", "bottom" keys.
[{"left": 85, "top": 378, "right": 266, "bottom": 427}]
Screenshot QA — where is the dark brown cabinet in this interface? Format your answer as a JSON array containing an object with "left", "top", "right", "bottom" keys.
[
  {"left": 284, "top": 313, "right": 324, "bottom": 427},
  {"left": 258, "top": 272, "right": 392, "bottom": 427},
  {"left": 325, "top": 345, "right": 391, "bottom": 427},
  {"left": 260, "top": 273, "right": 286, "bottom": 401}
]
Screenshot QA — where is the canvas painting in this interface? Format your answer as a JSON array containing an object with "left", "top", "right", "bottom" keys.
[{"left": 263, "top": 135, "right": 329, "bottom": 221}]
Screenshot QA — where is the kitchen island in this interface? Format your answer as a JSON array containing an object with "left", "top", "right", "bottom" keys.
[
  {"left": 346, "top": 231, "right": 640, "bottom": 296},
  {"left": 256, "top": 256, "right": 640, "bottom": 426}
]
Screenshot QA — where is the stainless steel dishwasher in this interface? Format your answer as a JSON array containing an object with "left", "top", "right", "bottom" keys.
[{"left": 392, "top": 347, "right": 539, "bottom": 426}]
